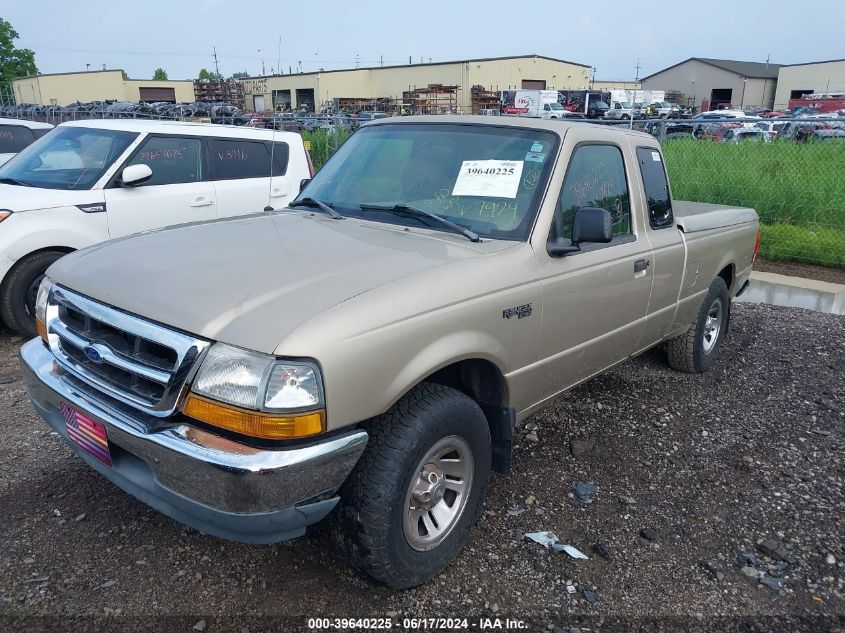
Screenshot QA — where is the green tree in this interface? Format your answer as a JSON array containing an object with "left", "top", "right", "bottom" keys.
[
  {"left": 0, "top": 18, "right": 37, "bottom": 82},
  {"left": 121, "top": 70, "right": 129, "bottom": 80},
  {"left": 231, "top": 70, "right": 250, "bottom": 79},
  {"left": 198, "top": 68, "right": 211, "bottom": 80},
  {"left": 152, "top": 68, "right": 167, "bottom": 80}
]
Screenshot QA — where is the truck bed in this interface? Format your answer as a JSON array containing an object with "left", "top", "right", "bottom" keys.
[{"left": 674, "top": 201, "right": 758, "bottom": 233}]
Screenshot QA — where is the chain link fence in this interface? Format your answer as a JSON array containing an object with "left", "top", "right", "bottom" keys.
[{"left": 2, "top": 107, "right": 843, "bottom": 268}]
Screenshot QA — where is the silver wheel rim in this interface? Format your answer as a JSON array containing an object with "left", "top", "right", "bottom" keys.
[
  {"left": 403, "top": 435, "right": 474, "bottom": 552},
  {"left": 702, "top": 298, "right": 723, "bottom": 355}
]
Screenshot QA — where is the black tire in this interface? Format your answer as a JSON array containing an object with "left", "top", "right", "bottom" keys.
[
  {"left": 622, "top": 114, "right": 630, "bottom": 120},
  {"left": 335, "top": 382, "right": 491, "bottom": 589},
  {"left": 667, "top": 277, "right": 730, "bottom": 373},
  {"left": 0, "top": 251, "right": 66, "bottom": 336}
]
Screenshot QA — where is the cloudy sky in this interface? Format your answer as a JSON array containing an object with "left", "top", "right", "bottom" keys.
[{"left": 5, "top": 1, "right": 842, "bottom": 81}]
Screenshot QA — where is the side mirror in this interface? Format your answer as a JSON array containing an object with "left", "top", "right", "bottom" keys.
[
  {"left": 299, "top": 178, "right": 311, "bottom": 193},
  {"left": 548, "top": 207, "right": 614, "bottom": 257},
  {"left": 120, "top": 164, "right": 153, "bottom": 188}
]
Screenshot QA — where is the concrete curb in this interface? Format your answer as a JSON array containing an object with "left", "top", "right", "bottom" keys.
[{"left": 736, "top": 271, "right": 845, "bottom": 315}]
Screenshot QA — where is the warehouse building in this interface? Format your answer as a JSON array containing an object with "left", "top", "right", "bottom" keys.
[
  {"left": 12, "top": 70, "right": 195, "bottom": 105},
  {"left": 640, "top": 58, "right": 781, "bottom": 111},
  {"left": 774, "top": 59, "right": 845, "bottom": 109},
  {"left": 241, "top": 54, "right": 591, "bottom": 113}
]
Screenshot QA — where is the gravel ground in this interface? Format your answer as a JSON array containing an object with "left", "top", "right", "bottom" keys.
[{"left": 0, "top": 303, "right": 842, "bottom": 632}]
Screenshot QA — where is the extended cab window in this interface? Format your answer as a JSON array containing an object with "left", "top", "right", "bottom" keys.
[
  {"left": 0, "top": 125, "right": 35, "bottom": 153},
  {"left": 209, "top": 139, "right": 287, "bottom": 180},
  {"left": 553, "top": 144, "right": 631, "bottom": 245},
  {"left": 636, "top": 147, "right": 673, "bottom": 229},
  {"left": 127, "top": 136, "right": 202, "bottom": 186}
]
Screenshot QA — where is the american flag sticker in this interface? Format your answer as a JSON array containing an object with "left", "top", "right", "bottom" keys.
[{"left": 60, "top": 402, "right": 112, "bottom": 466}]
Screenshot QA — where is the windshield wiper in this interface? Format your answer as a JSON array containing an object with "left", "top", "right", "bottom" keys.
[
  {"left": 359, "top": 203, "right": 480, "bottom": 243},
  {"left": 0, "top": 177, "right": 33, "bottom": 187},
  {"left": 288, "top": 197, "right": 343, "bottom": 220}
]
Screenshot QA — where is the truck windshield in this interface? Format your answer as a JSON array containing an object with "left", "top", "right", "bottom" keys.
[
  {"left": 0, "top": 126, "right": 138, "bottom": 190},
  {"left": 297, "top": 123, "right": 559, "bottom": 241}
]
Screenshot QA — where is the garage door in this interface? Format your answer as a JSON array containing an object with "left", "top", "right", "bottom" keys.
[
  {"left": 522, "top": 80, "right": 547, "bottom": 90},
  {"left": 139, "top": 87, "right": 176, "bottom": 102}
]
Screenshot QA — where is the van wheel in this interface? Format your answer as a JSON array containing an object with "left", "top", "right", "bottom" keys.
[
  {"left": 622, "top": 114, "right": 630, "bottom": 120},
  {"left": 1, "top": 251, "right": 66, "bottom": 336},
  {"left": 336, "top": 383, "right": 491, "bottom": 589},
  {"left": 667, "top": 277, "right": 730, "bottom": 373}
]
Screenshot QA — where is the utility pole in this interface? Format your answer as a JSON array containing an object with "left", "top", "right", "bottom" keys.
[
  {"left": 86, "top": 63, "right": 90, "bottom": 72},
  {"left": 355, "top": 54, "right": 360, "bottom": 68},
  {"left": 212, "top": 46, "right": 220, "bottom": 77},
  {"left": 277, "top": 37, "right": 282, "bottom": 75},
  {"left": 635, "top": 58, "right": 641, "bottom": 82},
  {"left": 380, "top": 55, "right": 383, "bottom": 67},
  {"left": 259, "top": 50, "right": 265, "bottom": 76}
]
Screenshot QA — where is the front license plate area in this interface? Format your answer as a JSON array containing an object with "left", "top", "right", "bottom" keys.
[{"left": 60, "top": 402, "right": 112, "bottom": 466}]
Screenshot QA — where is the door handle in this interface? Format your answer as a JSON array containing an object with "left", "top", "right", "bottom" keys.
[
  {"left": 634, "top": 259, "right": 651, "bottom": 274},
  {"left": 189, "top": 198, "right": 214, "bottom": 207},
  {"left": 269, "top": 190, "right": 287, "bottom": 198}
]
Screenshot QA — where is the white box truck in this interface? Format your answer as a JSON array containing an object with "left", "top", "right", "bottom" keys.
[{"left": 501, "top": 90, "right": 567, "bottom": 119}]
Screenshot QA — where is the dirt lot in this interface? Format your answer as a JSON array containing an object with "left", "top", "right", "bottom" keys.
[{"left": 0, "top": 303, "right": 842, "bottom": 632}]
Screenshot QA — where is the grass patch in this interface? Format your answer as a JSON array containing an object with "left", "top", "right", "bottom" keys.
[{"left": 662, "top": 138, "right": 845, "bottom": 267}]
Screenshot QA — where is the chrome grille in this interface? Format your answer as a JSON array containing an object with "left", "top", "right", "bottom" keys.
[{"left": 44, "top": 286, "right": 210, "bottom": 416}]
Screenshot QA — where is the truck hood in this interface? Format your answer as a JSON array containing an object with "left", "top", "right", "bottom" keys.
[
  {"left": 49, "top": 211, "right": 516, "bottom": 353},
  {"left": 0, "top": 182, "right": 101, "bottom": 212}
]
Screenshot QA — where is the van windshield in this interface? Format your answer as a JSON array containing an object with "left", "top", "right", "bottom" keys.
[
  {"left": 0, "top": 126, "right": 138, "bottom": 190},
  {"left": 296, "top": 123, "right": 559, "bottom": 241}
]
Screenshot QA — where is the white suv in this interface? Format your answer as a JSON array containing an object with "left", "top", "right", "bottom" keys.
[{"left": 0, "top": 119, "right": 311, "bottom": 335}]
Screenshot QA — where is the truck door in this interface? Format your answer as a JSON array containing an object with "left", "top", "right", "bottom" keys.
[
  {"left": 525, "top": 134, "right": 653, "bottom": 406},
  {"left": 633, "top": 145, "right": 685, "bottom": 350}
]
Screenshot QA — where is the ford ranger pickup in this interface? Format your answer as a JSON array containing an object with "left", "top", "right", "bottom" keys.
[{"left": 19, "top": 116, "right": 760, "bottom": 589}]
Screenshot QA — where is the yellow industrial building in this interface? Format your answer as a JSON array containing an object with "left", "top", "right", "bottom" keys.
[
  {"left": 11, "top": 69, "right": 195, "bottom": 105},
  {"left": 774, "top": 59, "right": 845, "bottom": 109},
  {"left": 240, "top": 54, "right": 591, "bottom": 113}
]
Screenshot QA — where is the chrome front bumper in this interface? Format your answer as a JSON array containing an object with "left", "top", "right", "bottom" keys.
[{"left": 19, "top": 338, "right": 368, "bottom": 544}]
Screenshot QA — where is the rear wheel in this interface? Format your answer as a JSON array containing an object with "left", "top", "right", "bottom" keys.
[
  {"left": 667, "top": 277, "right": 730, "bottom": 373},
  {"left": 1, "top": 251, "right": 66, "bottom": 336},
  {"left": 335, "top": 383, "right": 491, "bottom": 588}
]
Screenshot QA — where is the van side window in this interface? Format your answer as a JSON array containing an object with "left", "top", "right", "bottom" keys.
[
  {"left": 127, "top": 136, "right": 202, "bottom": 186},
  {"left": 553, "top": 144, "right": 631, "bottom": 245},
  {"left": 636, "top": 147, "right": 673, "bottom": 229},
  {"left": 209, "top": 139, "right": 287, "bottom": 180},
  {"left": 0, "top": 125, "right": 35, "bottom": 153}
]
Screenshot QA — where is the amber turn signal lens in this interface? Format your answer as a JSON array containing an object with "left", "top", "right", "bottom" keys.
[
  {"left": 36, "top": 318, "right": 48, "bottom": 342},
  {"left": 183, "top": 394, "right": 325, "bottom": 439}
]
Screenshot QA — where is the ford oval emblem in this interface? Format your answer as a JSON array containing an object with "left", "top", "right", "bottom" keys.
[{"left": 84, "top": 345, "right": 104, "bottom": 364}]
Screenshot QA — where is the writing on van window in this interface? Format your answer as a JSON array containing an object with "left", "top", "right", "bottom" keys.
[
  {"left": 216, "top": 148, "right": 249, "bottom": 161},
  {"left": 137, "top": 148, "right": 185, "bottom": 161},
  {"left": 425, "top": 189, "right": 519, "bottom": 220},
  {"left": 0, "top": 131, "right": 12, "bottom": 140}
]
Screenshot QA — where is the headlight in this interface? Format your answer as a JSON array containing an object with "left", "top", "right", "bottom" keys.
[
  {"left": 185, "top": 343, "right": 325, "bottom": 439},
  {"left": 35, "top": 277, "right": 53, "bottom": 342}
]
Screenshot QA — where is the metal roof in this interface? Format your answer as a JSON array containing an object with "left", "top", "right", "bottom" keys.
[{"left": 641, "top": 58, "right": 782, "bottom": 81}]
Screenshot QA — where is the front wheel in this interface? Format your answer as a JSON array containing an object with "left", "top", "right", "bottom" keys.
[
  {"left": 1, "top": 251, "right": 66, "bottom": 336},
  {"left": 335, "top": 383, "right": 491, "bottom": 588},
  {"left": 667, "top": 277, "right": 730, "bottom": 373}
]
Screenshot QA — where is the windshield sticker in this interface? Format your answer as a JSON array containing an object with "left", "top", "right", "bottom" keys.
[
  {"left": 525, "top": 152, "right": 545, "bottom": 163},
  {"left": 530, "top": 142, "right": 544, "bottom": 153},
  {"left": 452, "top": 160, "right": 524, "bottom": 199},
  {"left": 651, "top": 151, "right": 661, "bottom": 162}
]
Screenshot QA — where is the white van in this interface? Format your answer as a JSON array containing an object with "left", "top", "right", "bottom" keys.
[
  {"left": 0, "top": 119, "right": 311, "bottom": 334},
  {"left": 0, "top": 118, "right": 54, "bottom": 166}
]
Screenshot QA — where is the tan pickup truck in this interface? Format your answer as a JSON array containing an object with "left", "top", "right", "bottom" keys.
[{"left": 20, "top": 117, "right": 759, "bottom": 589}]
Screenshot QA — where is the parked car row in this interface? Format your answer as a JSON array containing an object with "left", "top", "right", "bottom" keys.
[{"left": 1, "top": 101, "right": 252, "bottom": 126}]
